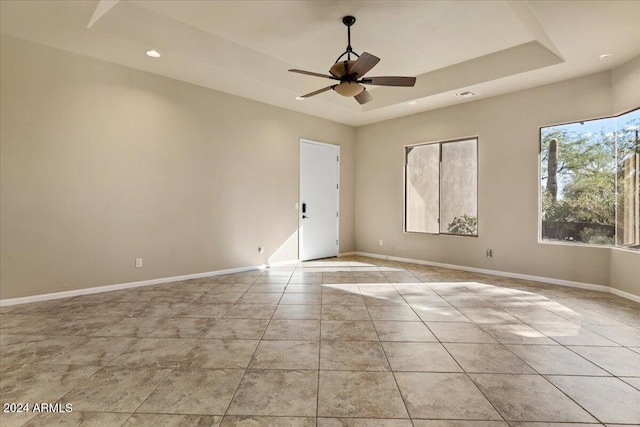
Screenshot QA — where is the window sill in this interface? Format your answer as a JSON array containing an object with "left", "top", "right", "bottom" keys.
[{"left": 538, "top": 239, "right": 640, "bottom": 252}]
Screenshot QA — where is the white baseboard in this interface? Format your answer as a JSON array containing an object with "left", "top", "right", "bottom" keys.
[
  {"left": 610, "top": 287, "right": 640, "bottom": 304},
  {"left": 0, "top": 264, "right": 263, "bottom": 307},
  {"left": 355, "top": 251, "right": 614, "bottom": 294}
]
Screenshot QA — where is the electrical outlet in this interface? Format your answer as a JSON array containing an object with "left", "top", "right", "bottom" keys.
[
  {"left": 379, "top": 240, "right": 384, "bottom": 246},
  {"left": 486, "top": 249, "right": 492, "bottom": 258},
  {"left": 135, "top": 258, "right": 143, "bottom": 268},
  {"left": 258, "top": 246, "right": 264, "bottom": 254}
]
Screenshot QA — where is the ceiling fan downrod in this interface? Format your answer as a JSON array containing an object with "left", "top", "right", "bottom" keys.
[{"left": 335, "top": 15, "right": 360, "bottom": 63}]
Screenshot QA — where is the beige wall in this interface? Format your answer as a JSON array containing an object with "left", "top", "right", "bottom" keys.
[
  {"left": 0, "top": 36, "right": 355, "bottom": 299},
  {"left": 612, "top": 55, "right": 640, "bottom": 114},
  {"left": 609, "top": 249, "right": 640, "bottom": 297},
  {"left": 2, "top": 35, "right": 638, "bottom": 301},
  {"left": 355, "top": 72, "right": 617, "bottom": 288}
]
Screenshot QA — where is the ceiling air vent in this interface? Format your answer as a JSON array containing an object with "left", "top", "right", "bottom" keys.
[{"left": 454, "top": 90, "right": 481, "bottom": 99}]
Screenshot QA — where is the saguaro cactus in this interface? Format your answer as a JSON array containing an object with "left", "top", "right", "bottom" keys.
[{"left": 547, "top": 138, "right": 558, "bottom": 201}]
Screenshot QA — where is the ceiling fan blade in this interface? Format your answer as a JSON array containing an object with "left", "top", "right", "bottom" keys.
[
  {"left": 289, "top": 69, "right": 338, "bottom": 80},
  {"left": 354, "top": 88, "right": 372, "bottom": 105},
  {"left": 360, "top": 76, "right": 417, "bottom": 87},
  {"left": 299, "top": 85, "right": 337, "bottom": 99},
  {"left": 350, "top": 52, "right": 380, "bottom": 78}
]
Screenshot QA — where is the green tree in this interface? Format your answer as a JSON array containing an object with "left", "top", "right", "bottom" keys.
[
  {"left": 541, "top": 125, "right": 616, "bottom": 227},
  {"left": 447, "top": 214, "right": 477, "bottom": 235}
]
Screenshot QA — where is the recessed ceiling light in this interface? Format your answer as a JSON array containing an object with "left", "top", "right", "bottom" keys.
[
  {"left": 146, "top": 50, "right": 161, "bottom": 58},
  {"left": 598, "top": 53, "right": 612, "bottom": 60},
  {"left": 408, "top": 101, "right": 418, "bottom": 106},
  {"left": 296, "top": 96, "right": 305, "bottom": 100},
  {"left": 454, "top": 90, "right": 481, "bottom": 99}
]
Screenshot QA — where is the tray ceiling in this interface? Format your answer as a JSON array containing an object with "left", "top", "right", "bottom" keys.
[{"left": 1, "top": 0, "right": 639, "bottom": 126}]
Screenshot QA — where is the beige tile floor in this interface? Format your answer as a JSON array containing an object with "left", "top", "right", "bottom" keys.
[{"left": 1, "top": 255, "right": 640, "bottom": 426}]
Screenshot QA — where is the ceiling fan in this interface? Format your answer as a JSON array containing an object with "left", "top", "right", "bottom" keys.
[{"left": 289, "top": 16, "right": 417, "bottom": 105}]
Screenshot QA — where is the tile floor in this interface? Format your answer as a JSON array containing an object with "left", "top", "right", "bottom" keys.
[{"left": 1, "top": 255, "right": 640, "bottom": 426}]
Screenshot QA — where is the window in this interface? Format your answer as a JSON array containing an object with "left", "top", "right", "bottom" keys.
[
  {"left": 540, "top": 108, "right": 639, "bottom": 250},
  {"left": 405, "top": 138, "right": 478, "bottom": 236}
]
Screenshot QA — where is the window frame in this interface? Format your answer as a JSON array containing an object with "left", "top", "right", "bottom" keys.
[
  {"left": 537, "top": 106, "right": 640, "bottom": 251},
  {"left": 403, "top": 136, "right": 479, "bottom": 237}
]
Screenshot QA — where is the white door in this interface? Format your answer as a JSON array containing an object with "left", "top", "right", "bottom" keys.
[{"left": 299, "top": 139, "right": 340, "bottom": 261}]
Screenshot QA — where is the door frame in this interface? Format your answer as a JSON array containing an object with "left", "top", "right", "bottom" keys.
[{"left": 299, "top": 138, "right": 340, "bottom": 261}]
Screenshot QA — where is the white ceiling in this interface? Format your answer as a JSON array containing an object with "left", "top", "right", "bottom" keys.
[{"left": 1, "top": 0, "right": 639, "bottom": 126}]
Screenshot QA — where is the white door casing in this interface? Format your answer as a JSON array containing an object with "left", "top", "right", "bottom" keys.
[{"left": 299, "top": 139, "right": 340, "bottom": 261}]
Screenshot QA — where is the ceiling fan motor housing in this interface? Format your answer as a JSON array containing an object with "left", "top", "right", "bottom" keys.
[
  {"left": 329, "top": 60, "right": 355, "bottom": 78},
  {"left": 330, "top": 60, "right": 364, "bottom": 97}
]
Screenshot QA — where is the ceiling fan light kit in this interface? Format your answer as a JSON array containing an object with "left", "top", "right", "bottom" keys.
[
  {"left": 289, "top": 15, "right": 416, "bottom": 105},
  {"left": 334, "top": 82, "right": 365, "bottom": 97}
]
